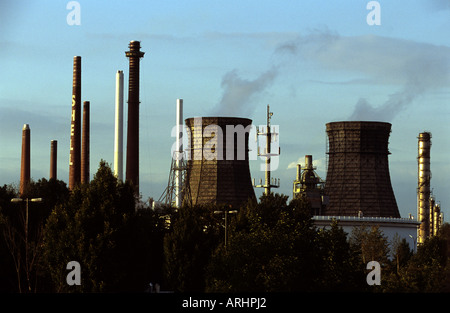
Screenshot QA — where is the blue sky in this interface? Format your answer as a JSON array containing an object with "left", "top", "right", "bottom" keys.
[{"left": 0, "top": 0, "right": 449, "bottom": 220}]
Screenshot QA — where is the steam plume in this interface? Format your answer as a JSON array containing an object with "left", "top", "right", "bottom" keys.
[
  {"left": 211, "top": 67, "right": 278, "bottom": 117},
  {"left": 276, "top": 30, "right": 450, "bottom": 121}
]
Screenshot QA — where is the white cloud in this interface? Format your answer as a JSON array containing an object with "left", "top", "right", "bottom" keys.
[
  {"left": 286, "top": 156, "right": 325, "bottom": 171},
  {"left": 276, "top": 30, "right": 450, "bottom": 121}
]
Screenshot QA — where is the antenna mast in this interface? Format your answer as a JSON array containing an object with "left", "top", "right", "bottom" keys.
[{"left": 254, "top": 104, "right": 280, "bottom": 195}]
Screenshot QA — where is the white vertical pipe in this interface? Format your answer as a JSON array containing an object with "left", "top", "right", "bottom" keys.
[
  {"left": 114, "top": 70, "right": 124, "bottom": 180},
  {"left": 175, "top": 99, "right": 183, "bottom": 208}
]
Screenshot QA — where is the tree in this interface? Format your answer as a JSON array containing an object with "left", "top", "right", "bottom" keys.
[
  {"left": 349, "top": 225, "right": 390, "bottom": 267},
  {"left": 0, "top": 179, "right": 69, "bottom": 292},
  {"left": 391, "top": 234, "right": 413, "bottom": 274},
  {"left": 164, "top": 203, "right": 221, "bottom": 292},
  {"left": 43, "top": 160, "right": 164, "bottom": 292},
  {"left": 403, "top": 235, "right": 448, "bottom": 292},
  {"left": 315, "top": 220, "right": 366, "bottom": 291},
  {"left": 206, "top": 193, "right": 321, "bottom": 292},
  {"left": 0, "top": 184, "right": 20, "bottom": 292}
]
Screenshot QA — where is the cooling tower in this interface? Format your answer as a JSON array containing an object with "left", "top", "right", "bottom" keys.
[
  {"left": 323, "top": 121, "right": 400, "bottom": 217},
  {"left": 125, "top": 41, "right": 144, "bottom": 193},
  {"left": 50, "top": 140, "right": 57, "bottom": 180},
  {"left": 417, "top": 132, "right": 431, "bottom": 244},
  {"left": 184, "top": 117, "right": 256, "bottom": 208},
  {"left": 69, "top": 56, "right": 81, "bottom": 190},
  {"left": 81, "top": 101, "right": 90, "bottom": 184},
  {"left": 20, "top": 124, "right": 30, "bottom": 196}
]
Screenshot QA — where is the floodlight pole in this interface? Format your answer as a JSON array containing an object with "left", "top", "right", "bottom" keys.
[
  {"left": 10, "top": 197, "right": 43, "bottom": 292},
  {"left": 214, "top": 209, "right": 238, "bottom": 249}
]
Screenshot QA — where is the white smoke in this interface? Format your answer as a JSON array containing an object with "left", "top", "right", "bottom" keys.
[
  {"left": 211, "top": 67, "right": 278, "bottom": 117},
  {"left": 349, "top": 83, "right": 423, "bottom": 121},
  {"left": 210, "top": 29, "right": 450, "bottom": 121},
  {"left": 276, "top": 30, "right": 450, "bottom": 121}
]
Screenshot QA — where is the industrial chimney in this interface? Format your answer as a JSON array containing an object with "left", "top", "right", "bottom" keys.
[
  {"left": 20, "top": 124, "right": 30, "bottom": 196},
  {"left": 417, "top": 132, "right": 431, "bottom": 244},
  {"left": 323, "top": 121, "right": 400, "bottom": 217},
  {"left": 69, "top": 56, "right": 81, "bottom": 190},
  {"left": 81, "top": 101, "right": 90, "bottom": 184},
  {"left": 184, "top": 117, "right": 256, "bottom": 208},
  {"left": 50, "top": 140, "right": 57, "bottom": 180},
  {"left": 125, "top": 41, "right": 144, "bottom": 193},
  {"left": 114, "top": 70, "right": 124, "bottom": 181},
  {"left": 175, "top": 99, "right": 183, "bottom": 208}
]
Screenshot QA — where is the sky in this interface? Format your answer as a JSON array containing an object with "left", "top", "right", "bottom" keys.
[{"left": 0, "top": 0, "right": 449, "bottom": 220}]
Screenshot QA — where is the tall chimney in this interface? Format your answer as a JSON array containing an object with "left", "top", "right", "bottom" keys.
[
  {"left": 69, "top": 56, "right": 81, "bottom": 190},
  {"left": 50, "top": 140, "right": 57, "bottom": 180},
  {"left": 175, "top": 99, "right": 183, "bottom": 208},
  {"left": 20, "top": 124, "right": 30, "bottom": 196},
  {"left": 323, "top": 121, "right": 400, "bottom": 217},
  {"left": 114, "top": 70, "right": 124, "bottom": 181},
  {"left": 81, "top": 101, "right": 90, "bottom": 184},
  {"left": 418, "top": 132, "right": 431, "bottom": 244},
  {"left": 125, "top": 41, "right": 144, "bottom": 193}
]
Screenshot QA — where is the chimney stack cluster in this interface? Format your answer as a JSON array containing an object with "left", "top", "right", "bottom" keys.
[{"left": 69, "top": 56, "right": 90, "bottom": 190}]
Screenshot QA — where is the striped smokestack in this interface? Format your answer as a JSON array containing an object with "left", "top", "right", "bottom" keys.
[
  {"left": 20, "top": 124, "right": 30, "bottom": 196},
  {"left": 81, "top": 101, "right": 90, "bottom": 184},
  {"left": 69, "top": 56, "right": 81, "bottom": 190},
  {"left": 50, "top": 140, "right": 57, "bottom": 180},
  {"left": 125, "top": 41, "right": 144, "bottom": 193}
]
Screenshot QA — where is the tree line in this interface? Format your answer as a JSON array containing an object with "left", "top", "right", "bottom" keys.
[{"left": 1, "top": 161, "right": 449, "bottom": 292}]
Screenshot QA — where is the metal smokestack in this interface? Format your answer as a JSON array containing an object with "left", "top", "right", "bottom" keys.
[
  {"left": 114, "top": 70, "right": 124, "bottom": 181},
  {"left": 305, "top": 155, "right": 313, "bottom": 170},
  {"left": 418, "top": 132, "right": 431, "bottom": 244},
  {"left": 81, "top": 101, "right": 90, "bottom": 184},
  {"left": 20, "top": 124, "right": 30, "bottom": 196},
  {"left": 125, "top": 41, "right": 145, "bottom": 193},
  {"left": 50, "top": 140, "right": 57, "bottom": 180},
  {"left": 69, "top": 56, "right": 81, "bottom": 190},
  {"left": 175, "top": 99, "right": 183, "bottom": 208}
]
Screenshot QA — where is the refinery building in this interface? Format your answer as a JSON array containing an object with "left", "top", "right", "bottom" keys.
[{"left": 16, "top": 40, "right": 443, "bottom": 254}]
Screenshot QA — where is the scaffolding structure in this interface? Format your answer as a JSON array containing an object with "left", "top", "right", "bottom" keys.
[{"left": 158, "top": 151, "right": 191, "bottom": 208}]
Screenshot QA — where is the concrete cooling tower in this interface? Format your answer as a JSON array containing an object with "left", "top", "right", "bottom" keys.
[
  {"left": 184, "top": 117, "right": 256, "bottom": 208},
  {"left": 323, "top": 121, "right": 400, "bottom": 218}
]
